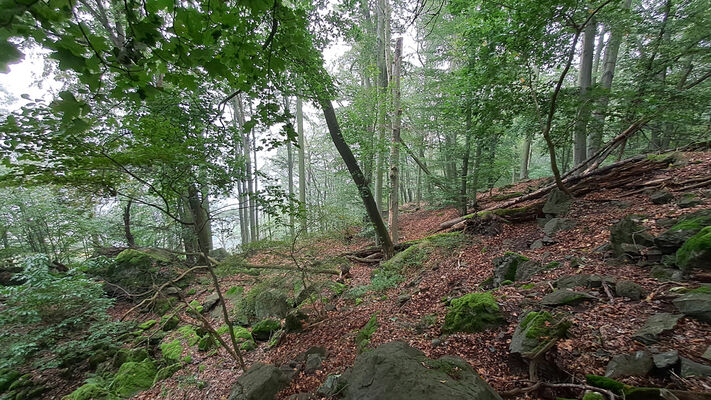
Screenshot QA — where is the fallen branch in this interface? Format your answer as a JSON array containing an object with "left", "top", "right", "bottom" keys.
[
  {"left": 500, "top": 381, "right": 617, "bottom": 400},
  {"left": 240, "top": 263, "right": 340, "bottom": 275}
]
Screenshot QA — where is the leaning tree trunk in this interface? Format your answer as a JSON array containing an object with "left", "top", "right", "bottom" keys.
[{"left": 318, "top": 98, "right": 394, "bottom": 258}]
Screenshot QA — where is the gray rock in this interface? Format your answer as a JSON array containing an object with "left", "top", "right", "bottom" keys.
[
  {"left": 653, "top": 350, "right": 679, "bottom": 369},
  {"left": 509, "top": 312, "right": 570, "bottom": 356},
  {"left": 228, "top": 363, "right": 290, "bottom": 400},
  {"left": 296, "top": 346, "right": 327, "bottom": 362},
  {"left": 431, "top": 338, "right": 442, "bottom": 347},
  {"left": 304, "top": 354, "right": 322, "bottom": 375},
  {"left": 398, "top": 293, "right": 412, "bottom": 305},
  {"left": 616, "top": 280, "right": 645, "bottom": 300},
  {"left": 605, "top": 351, "right": 653, "bottom": 378},
  {"left": 555, "top": 274, "right": 592, "bottom": 289},
  {"left": 317, "top": 374, "right": 346, "bottom": 397},
  {"left": 202, "top": 293, "right": 221, "bottom": 312},
  {"left": 650, "top": 191, "right": 674, "bottom": 205},
  {"left": 632, "top": 313, "right": 682, "bottom": 344},
  {"left": 541, "top": 290, "right": 597, "bottom": 306},
  {"left": 254, "top": 291, "right": 290, "bottom": 320},
  {"left": 530, "top": 240, "right": 543, "bottom": 250},
  {"left": 492, "top": 253, "right": 529, "bottom": 287},
  {"left": 279, "top": 364, "right": 300, "bottom": 381},
  {"left": 703, "top": 345, "right": 711, "bottom": 361},
  {"left": 287, "top": 394, "right": 312, "bottom": 400},
  {"left": 678, "top": 195, "right": 702, "bottom": 209},
  {"left": 543, "top": 218, "right": 576, "bottom": 236},
  {"left": 542, "top": 188, "right": 572, "bottom": 216},
  {"left": 680, "top": 357, "right": 711, "bottom": 378},
  {"left": 609, "top": 215, "right": 655, "bottom": 258},
  {"left": 654, "top": 209, "right": 711, "bottom": 254},
  {"left": 341, "top": 341, "right": 502, "bottom": 400},
  {"left": 673, "top": 292, "right": 711, "bottom": 323},
  {"left": 514, "top": 260, "right": 547, "bottom": 282}
]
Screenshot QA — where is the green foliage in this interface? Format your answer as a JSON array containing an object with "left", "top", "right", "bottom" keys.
[
  {"left": 62, "top": 382, "right": 119, "bottom": 400},
  {"left": 0, "top": 254, "right": 117, "bottom": 369},
  {"left": 355, "top": 314, "right": 379, "bottom": 353},
  {"left": 442, "top": 292, "right": 504, "bottom": 333},
  {"left": 108, "top": 359, "right": 157, "bottom": 398},
  {"left": 160, "top": 340, "right": 183, "bottom": 362},
  {"left": 676, "top": 226, "right": 711, "bottom": 269}
]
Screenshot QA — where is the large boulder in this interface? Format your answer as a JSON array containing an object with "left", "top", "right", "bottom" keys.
[
  {"left": 632, "top": 313, "right": 682, "bottom": 344},
  {"left": 543, "top": 218, "right": 576, "bottom": 236},
  {"left": 605, "top": 351, "right": 653, "bottom": 378},
  {"left": 676, "top": 226, "right": 711, "bottom": 270},
  {"left": 227, "top": 363, "right": 290, "bottom": 400},
  {"left": 510, "top": 311, "right": 570, "bottom": 356},
  {"left": 254, "top": 291, "right": 290, "bottom": 320},
  {"left": 91, "top": 249, "right": 176, "bottom": 298},
  {"left": 615, "top": 280, "right": 645, "bottom": 300},
  {"left": 680, "top": 358, "right": 711, "bottom": 378},
  {"left": 673, "top": 292, "right": 711, "bottom": 323},
  {"left": 609, "top": 216, "right": 655, "bottom": 258},
  {"left": 654, "top": 210, "right": 711, "bottom": 254},
  {"left": 341, "top": 341, "right": 502, "bottom": 400},
  {"left": 442, "top": 292, "right": 504, "bottom": 333}
]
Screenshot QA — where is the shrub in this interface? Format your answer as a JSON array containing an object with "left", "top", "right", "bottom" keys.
[{"left": 0, "top": 254, "right": 118, "bottom": 369}]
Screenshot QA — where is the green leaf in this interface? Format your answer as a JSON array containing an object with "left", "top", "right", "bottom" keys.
[{"left": 0, "top": 38, "right": 24, "bottom": 72}]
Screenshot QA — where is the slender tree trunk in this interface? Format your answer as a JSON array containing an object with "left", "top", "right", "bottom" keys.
[
  {"left": 460, "top": 106, "right": 472, "bottom": 216},
  {"left": 388, "top": 38, "right": 402, "bottom": 243},
  {"left": 589, "top": 0, "right": 632, "bottom": 155},
  {"left": 188, "top": 185, "right": 211, "bottom": 263},
  {"left": 123, "top": 199, "right": 135, "bottom": 248},
  {"left": 574, "top": 18, "right": 595, "bottom": 166},
  {"left": 520, "top": 134, "right": 531, "bottom": 180},
  {"left": 287, "top": 132, "right": 295, "bottom": 238},
  {"left": 318, "top": 98, "right": 394, "bottom": 258},
  {"left": 179, "top": 198, "right": 198, "bottom": 264},
  {"left": 252, "top": 128, "right": 259, "bottom": 241},
  {"left": 470, "top": 139, "right": 482, "bottom": 209},
  {"left": 296, "top": 98, "right": 307, "bottom": 234},
  {"left": 374, "top": 0, "right": 391, "bottom": 214},
  {"left": 592, "top": 23, "right": 605, "bottom": 85},
  {"left": 233, "top": 98, "right": 250, "bottom": 244}
]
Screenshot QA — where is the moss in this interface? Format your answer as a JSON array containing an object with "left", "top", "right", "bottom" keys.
[
  {"left": 109, "top": 359, "right": 157, "bottom": 398},
  {"left": 153, "top": 363, "right": 182, "bottom": 384},
  {"left": 423, "top": 359, "right": 464, "bottom": 380},
  {"left": 181, "top": 356, "right": 192, "bottom": 363},
  {"left": 646, "top": 152, "right": 681, "bottom": 165},
  {"left": 160, "top": 340, "right": 183, "bottom": 362},
  {"left": 0, "top": 369, "right": 22, "bottom": 392},
  {"left": 585, "top": 374, "right": 626, "bottom": 394},
  {"left": 355, "top": 314, "right": 379, "bottom": 353},
  {"left": 138, "top": 320, "right": 157, "bottom": 330},
  {"left": 380, "top": 243, "right": 428, "bottom": 272},
  {"left": 676, "top": 226, "right": 711, "bottom": 269},
  {"left": 186, "top": 288, "right": 197, "bottom": 296},
  {"left": 520, "top": 283, "right": 535, "bottom": 289},
  {"left": 442, "top": 292, "right": 504, "bottom": 333},
  {"left": 582, "top": 392, "right": 604, "bottom": 400},
  {"left": 216, "top": 325, "right": 253, "bottom": 342},
  {"left": 154, "top": 297, "right": 177, "bottom": 315},
  {"left": 501, "top": 280, "right": 513, "bottom": 286},
  {"left": 690, "top": 286, "right": 711, "bottom": 294},
  {"left": 624, "top": 387, "right": 661, "bottom": 400},
  {"left": 160, "top": 315, "right": 179, "bottom": 331},
  {"left": 62, "top": 383, "right": 118, "bottom": 400},
  {"left": 177, "top": 325, "right": 200, "bottom": 346},
  {"left": 187, "top": 300, "right": 203, "bottom": 314},
  {"left": 252, "top": 319, "right": 281, "bottom": 341},
  {"left": 197, "top": 335, "right": 216, "bottom": 352},
  {"left": 240, "top": 341, "right": 257, "bottom": 351}
]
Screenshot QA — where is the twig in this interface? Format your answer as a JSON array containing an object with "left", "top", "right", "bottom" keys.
[{"left": 602, "top": 281, "right": 615, "bottom": 304}]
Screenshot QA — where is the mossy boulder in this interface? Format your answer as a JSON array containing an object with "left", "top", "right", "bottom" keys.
[
  {"left": 227, "top": 363, "right": 290, "bottom": 400},
  {"left": 0, "top": 369, "right": 22, "bottom": 392},
  {"left": 153, "top": 363, "right": 183, "bottom": 384},
  {"left": 676, "top": 226, "right": 711, "bottom": 270},
  {"left": 655, "top": 210, "right": 711, "bottom": 254},
  {"left": 442, "top": 293, "right": 504, "bottom": 333},
  {"left": 492, "top": 252, "right": 529, "bottom": 287},
  {"left": 160, "top": 339, "right": 183, "bottom": 362},
  {"left": 138, "top": 320, "right": 157, "bottom": 330},
  {"left": 198, "top": 335, "right": 217, "bottom": 352},
  {"left": 160, "top": 315, "right": 180, "bottom": 331},
  {"left": 251, "top": 319, "right": 282, "bottom": 341},
  {"left": 92, "top": 249, "right": 176, "bottom": 298},
  {"left": 510, "top": 311, "right": 571, "bottom": 356},
  {"left": 240, "top": 341, "right": 257, "bottom": 351},
  {"left": 62, "top": 383, "right": 119, "bottom": 400},
  {"left": 254, "top": 291, "right": 290, "bottom": 320},
  {"left": 108, "top": 359, "right": 157, "bottom": 398}
]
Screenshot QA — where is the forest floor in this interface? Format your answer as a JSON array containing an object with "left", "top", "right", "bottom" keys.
[{"left": 46, "top": 152, "right": 711, "bottom": 399}]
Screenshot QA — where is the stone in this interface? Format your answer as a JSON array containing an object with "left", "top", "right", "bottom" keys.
[
  {"left": 254, "top": 291, "right": 290, "bottom": 320},
  {"left": 304, "top": 354, "right": 322, "bottom": 375},
  {"left": 650, "top": 191, "right": 674, "bottom": 205},
  {"left": 609, "top": 216, "right": 655, "bottom": 258},
  {"left": 652, "top": 350, "right": 679, "bottom": 369},
  {"left": 154, "top": 363, "right": 183, "bottom": 384},
  {"left": 605, "top": 351, "right": 653, "bottom": 378},
  {"left": 530, "top": 240, "right": 543, "bottom": 250},
  {"left": 673, "top": 292, "right": 711, "bottom": 323},
  {"left": 615, "top": 280, "right": 645, "bottom": 300},
  {"left": 252, "top": 319, "right": 282, "bottom": 341},
  {"left": 109, "top": 359, "right": 157, "bottom": 398},
  {"left": 655, "top": 210, "right": 711, "bottom": 254},
  {"left": 317, "top": 374, "right": 346, "bottom": 397},
  {"left": 340, "top": 341, "right": 502, "bottom": 400},
  {"left": 542, "top": 188, "right": 572, "bottom": 216},
  {"left": 492, "top": 252, "right": 529, "bottom": 287},
  {"left": 296, "top": 346, "right": 327, "bottom": 362},
  {"left": 632, "top": 313, "right": 682, "bottom": 344},
  {"left": 676, "top": 226, "right": 711, "bottom": 270},
  {"left": 703, "top": 345, "right": 711, "bottom": 361},
  {"left": 287, "top": 394, "right": 312, "bottom": 400},
  {"left": 398, "top": 293, "right": 412, "bottom": 306},
  {"left": 285, "top": 310, "right": 308, "bottom": 333},
  {"left": 228, "top": 363, "right": 290, "bottom": 400},
  {"left": 556, "top": 274, "right": 593, "bottom": 289},
  {"left": 543, "top": 218, "right": 576, "bottom": 236},
  {"left": 509, "top": 311, "right": 570, "bottom": 356},
  {"left": 202, "top": 293, "right": 220, "bottom": 312},
  {"left": 442, "top": 292, "right": 504, "bottom": 333},
  {"left": 678, "top": 194, "right": 702, "bottom": 209},
  {"left": 680, "top": 358, "right": 711, "bottom": 378},
  {"left": 210, "top": 247, "right": 230, "bottom": 261},
  {"left": 279, "top": 364, "right": 300, "bottom": 381},
  {"left": 541, "top": 290, "right": 597, "bottom": 306},
  {"left": 92, "top": 249, "right": 176, "bottom": 298}
]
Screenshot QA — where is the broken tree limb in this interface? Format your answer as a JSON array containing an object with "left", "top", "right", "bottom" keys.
[{"left": 240, "top": 263, "right": 340, "bottom": 275}]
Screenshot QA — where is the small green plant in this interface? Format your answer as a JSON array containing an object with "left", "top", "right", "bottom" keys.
[{"left": 355, "top": 314, "right": 379, "bottom": 353}]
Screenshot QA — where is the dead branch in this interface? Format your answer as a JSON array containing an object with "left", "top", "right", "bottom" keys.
[{"left": 241, "top": 263, "right": 340, "bottom": 275}]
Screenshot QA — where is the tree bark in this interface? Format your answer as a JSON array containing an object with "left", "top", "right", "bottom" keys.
[
  {"left": 520, "top": 134, "right": 531, "bottom": 180},
  {"left": 123, "top": 199, "right": 135, "bottom": 248},
  {"left": 296, "top": 98, "right": 307, "bottom": 234},
  {"left": 388, "top": 37, "right": 402, "bottom": 243},
  {"left": 318, "top": 98, "right": 394, "bottom": 258},
  {"left": 574, "top": 17, "right": 595, "bottom": 166},
  {"left": 460, "top": 106, "right": 473, "bottom": 216}
]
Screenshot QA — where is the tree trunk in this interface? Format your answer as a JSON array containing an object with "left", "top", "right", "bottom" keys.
[
  {"left": 589, "top": 0, "right": 632, "bottom": 155},
  {"left": 374, "top": 0, "right": 391, "bottom": 214},
  {"left": 188, "top": 185, "right": 211, "bottom": 262},
  {"left": 388, "top": 37, "right": 402, "bottom": 243},
  {"left": 297, "top": 98, "right": 307, "bottom": 234},
  {"left": 520, "top": 134, "right": 531, "bottom": 180},
  {"left": 233, "top": 98, "right": 250, "bottom": 245},
  {"left": 251, "top": 128, "right": 259, "bottom": 241},
  {"left": 318, "top": 98, "right": 394, "bottom": 258},
  {"left": 574, "top": 18, "right": 595, "bottom": 166},
  {"left": 460, "top": 106, "right": 473, "bottom": 216},
  {"left": 592, "top": 23, "right": 605, "bottom": 84},
  {"left": 123, "top": 199, "right": 135, "bottom": 248}
]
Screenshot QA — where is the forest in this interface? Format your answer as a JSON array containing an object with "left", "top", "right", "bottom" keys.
[{"left": 0, "top": 0, "right": 710, "bottom": 399}]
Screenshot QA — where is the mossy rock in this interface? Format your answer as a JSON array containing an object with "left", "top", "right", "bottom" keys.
[
  {"left": 198, "top": 335, "right": 217, "bottom": 352},
  {"left": 153, "top": 363, "right": 182, "bottom": 385},
  {"left": 108, "top": 359, "right": 156, "bottom": 398},
  {"left": 112, "top": 348, "right": 149, "bottom": 369},
  {"left": 251, "top": 319, "right": 282, "bottom": 341},
  {"left": 138, "top": 320, "right": 157, "bottom": 330},
  {"left": 676, "top": 226, "right": 711, "bottom": 270},
  {"left": 655, "top": 210, "right": 711, "bottom": 254},
  {"left": 160, "top": 340, "right": 183, "bottom": 362},
  {"left": 177, "top": 325, "right": 200, "bottom": 346},
  {"left": 442, "top": 292, "right": 504, "bottom": 333},
  {"left": 93, "top": 249, "right": 176, "bottom": 299},
  {"left": 0, "top": 369, "right": 22, "bottom": 392},
  {"left": 160, "top": 315, "right": 179, "bottom": 331},
  {"left": 492, "top": 252, "right": 529, "bottom": 287},
  {"left": 62, "top": 383, "right": 119, "bottom": 400},
  {"left": 582, "top": 392, "right": 604, "bottom": 400},
  {"left": 510, "top": 311, "right": 571, "bottom": 356}
]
